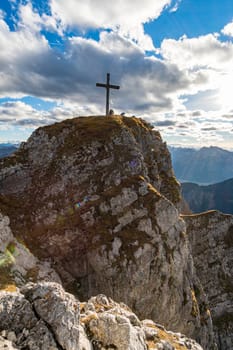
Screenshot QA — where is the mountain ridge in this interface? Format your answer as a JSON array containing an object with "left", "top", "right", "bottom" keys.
[
  {"left": 169, "top": 146, "right": 233, "bottom": 184},
  {"left": 181, "top": 178, "right": 233, "bottom": 214}
]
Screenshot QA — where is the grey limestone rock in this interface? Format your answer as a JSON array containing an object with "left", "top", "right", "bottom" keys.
[
  {"left": 0, "top": 336, "right": 19, "bottom": 350},
  {"left": 0, "top": 116, "right": 216, "bottom": 348},
  {"left": 0, "top": 291, "right": 58, "bottom": 349},
  {"left": 0, "top": 212, "right": 61, "bottom": 289},
  {"left": 0, "top": 214, "right": 13, "bottom": 251},
  {"left": 80, "top": 293, "right": 204, "bottom": 350},
  {"left": 0, "top": 282, "right": 204, "bottom": 350},
  {"left": 21, "top": 282, "right": 80, "bottom": 350},
  {"left": 184, "top": 210, "right": 233, "bottom": 349}
]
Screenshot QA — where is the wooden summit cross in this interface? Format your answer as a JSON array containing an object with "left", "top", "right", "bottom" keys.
[{"left": 96, "top": 73, "right": 120, "bottom": 116}]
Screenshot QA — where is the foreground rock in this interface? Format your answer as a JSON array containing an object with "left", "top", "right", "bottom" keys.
[
  {"left": 80, "top": 294, "right": 205, "bottom": 350},
  {"left": 0, "top": 212, "right": 61, "bottom": 290},
  {"left": 0, "top": 116, "right": 215, "bottom": 347},
  {"left": 184, "top": 211, "right": 233, "bottom": 349},
  {"left": 0, "top": 282, "right": 204, "bottom": 350}
]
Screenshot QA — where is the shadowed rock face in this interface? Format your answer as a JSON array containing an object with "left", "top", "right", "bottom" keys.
[
  {"left": 184, "top": 211, "right": 233, "bottom": 349},
  {"left": 0, "top": 116, "right": 215, "bottom": 348},
  {"left": 0, "top": 282, "right": 204, "bottom": 350}
]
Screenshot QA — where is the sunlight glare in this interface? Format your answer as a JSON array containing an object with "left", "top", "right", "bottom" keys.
[{"left": 218, "top": 72, "right": 233, "bottom": 110}]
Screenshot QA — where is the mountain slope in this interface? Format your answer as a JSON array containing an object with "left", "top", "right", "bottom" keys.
[
  {"left": 0, "top": 115, "right": 214, "bottom": 348},
  {"left": 0, "top": 143, "right": 17, "bottom": 158},
  {"left": 181, "top": 178, "right": 233, "bottom": 214},
  {"left": 169, "top": 146, "right": 233, "bottom": 184}
]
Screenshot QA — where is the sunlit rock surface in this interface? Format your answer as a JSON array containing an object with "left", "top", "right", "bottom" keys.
[{"left": 0, "top": 282, "right": 204, "bottom": 350}]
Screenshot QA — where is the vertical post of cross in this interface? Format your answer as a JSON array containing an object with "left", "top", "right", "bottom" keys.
[
  {"left": 96, "top": 73, "right": 120, "bottom": 116},
  {"left": 106, "top": 73, "right": 110, "bottom": 116}
]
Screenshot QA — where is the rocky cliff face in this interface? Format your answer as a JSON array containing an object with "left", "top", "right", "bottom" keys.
[
  {"left": 0, "top": 116, "right": 216, "bottom": 348},
  {"left": 0, "top": 281, "right": 204, "bottom": 350},
  {"left": 184, "top": 211, "right": 233, "bottom": 349}
]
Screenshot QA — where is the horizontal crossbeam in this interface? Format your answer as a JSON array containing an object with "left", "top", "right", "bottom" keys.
[{"left": 96, "top": 73, "right": 120, "bottom": 115}]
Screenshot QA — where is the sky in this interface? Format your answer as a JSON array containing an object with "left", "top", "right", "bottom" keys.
[{"left": 0, "top": 0, "right": 233, "bottom": 149}]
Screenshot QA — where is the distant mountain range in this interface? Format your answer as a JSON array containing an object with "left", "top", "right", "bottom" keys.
[
  {"left": 0, "top": 143, "right": 18, "bottom": 158},
  {"left": 181, "top": 178, "right": 233, "bottom": 214},
  {"left": 169, "top": 146, "right": 233, "bottom": 185}
]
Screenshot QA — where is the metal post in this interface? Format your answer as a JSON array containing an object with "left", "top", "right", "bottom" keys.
[
  {"left": 106, "top": 73, "right": 110, "bottom": 116},
  {"left": 96, "top": 73, "right": 120, "bottom": 116}
]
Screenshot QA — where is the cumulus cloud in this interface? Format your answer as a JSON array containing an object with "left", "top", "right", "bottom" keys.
[
  {"left": 0, "top": 16, "right": 193, "bottom": 115},
  {"left": 154, "top": 109, "right": 233, "bottom": 147},
  {"left": 169, "top": 0, "right": 181, "bottom": 13},
  {"left": 18, "top": 3, "right": 59, "bottom": 34},
  {"left": 177, "top": 123, "right": 189, "bottom": 129},
  {"left": 50, "top": 0, "right": 170, "bottom": 30},
  {"left": 201, "top": 126, "right": 217, "bottom": 131},
  {"left": 0, "top": 100, "right": 90, "bottom": 128},
  {"left": 50, "top": 0, "right": 172, "bottom": 50},
  {"left": 160, "top": 33, "right": 233, "bottom": 112},
  {"left": 0, "top": 0, "right": 233, "bottom": 149},
  {"left": 222, "top": 113, "right": 233, "bottom": 119},
  {"left": 154, "top": 120, "right": 176, "bottom": 126},
  {"left": 0, "top": 9, "right": 5, "bottom": 20},
  {"left": 192, "top": 111, "right": 202, "bottom": 116},
  {"left": 0, "top": 101, "right": 53, "bottom": 127},
  {"left": 222, "top": 21, "right": 233, "bottom": 37},
  {"left": 1, "top": 1, "right": 230, "bottom": 119},
  {"left": 161, "top": 34, "right": 233, "bottom": 70}
]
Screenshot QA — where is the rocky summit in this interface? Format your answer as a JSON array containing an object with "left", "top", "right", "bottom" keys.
[{"left": 0, "top": 115, "right": 232, "bottom": 349}]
